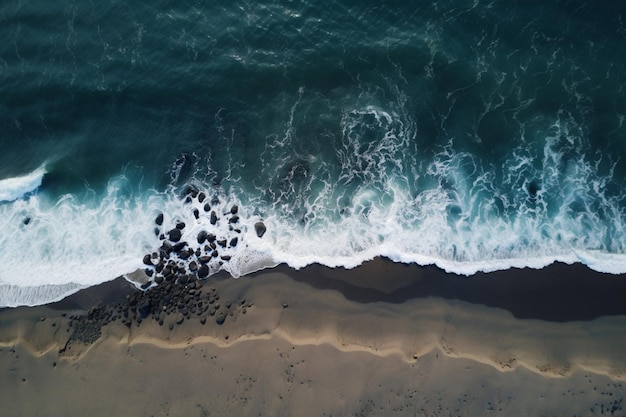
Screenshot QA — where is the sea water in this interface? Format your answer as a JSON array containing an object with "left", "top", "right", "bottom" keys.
[{"left": 1, "top": 0, "right": 626, "bottom": 306}]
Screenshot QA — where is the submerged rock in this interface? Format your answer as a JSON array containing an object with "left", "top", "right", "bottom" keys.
[{"left": 155, "top": 213, "right": 164, "bottom": 226}]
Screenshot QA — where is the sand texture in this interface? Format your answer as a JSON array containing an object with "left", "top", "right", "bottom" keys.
[{"left": 1, "top": 262, "right": 625, "bottom": 416}]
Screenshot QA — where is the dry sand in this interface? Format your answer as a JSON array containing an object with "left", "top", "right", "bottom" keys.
[{"left": 1, "top": 260, "right": 625, "bottom": 416}]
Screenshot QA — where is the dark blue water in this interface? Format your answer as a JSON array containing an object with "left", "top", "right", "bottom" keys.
[{"left": 1, "top": 0, "right": 626, "bottom": 306}]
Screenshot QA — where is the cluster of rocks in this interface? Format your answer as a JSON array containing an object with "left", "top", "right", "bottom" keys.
[
  {"left": 59, "top": 278, "right": 253, "bottom": 352},
  {"left": 142, "top": 186, "right": 267, "bottom": 287}
]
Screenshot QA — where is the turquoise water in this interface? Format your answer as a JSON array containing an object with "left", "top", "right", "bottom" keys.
[{"left": 1, "top": 0, "right": 626, "bottom": 306}]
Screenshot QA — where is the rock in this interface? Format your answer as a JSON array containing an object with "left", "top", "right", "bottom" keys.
[
  {"left": 215, "top": 312, "right": 226, "bottom": 325},
  {"left": 144, "top": 268, "right": 154, "bottom": 277},
  {"left": 200, "top": 316, "right": 207, "bottom": 325},
  {"left": 176, "top": 314, "right": 185, "bottom": 325},
  {"left": 184, "top": 184, "right": 199, "bottom": 198},
  {"left": 197, "top": 230, "right": 208, "bottom": 244},
  {"left": 172, "top": 241, "right": 186, "bottom": 253},
  {"left": 143, "top": 254, "right": 154, "bottom": 266},
  {"left": 179, "top": 249, "right": 192, "bottom": 260},
  {"left": 199, "top": 255, "right": 211, "bottom": 264},
  {"left": 189, "top": 261, "right": 198, "bottom": 272},
  {"left": 193, "top": 208, "right": 199, "bottom": 219},
  {"left": 138, "top": 299, "right": 152, "bottom": 318},
  {"left": 198, "top": 265, "right": 209, "bottom": 279},
  {"left": 212, "top": 250, "right": 219, "bottom": 258},
  {"left": 175, "top": 221, "right": 186, "bottom": 230},
  {"left": 155, "top": 213, "right": 164, "bottom": 226},
  {"left": 210, "top": 211, "right": 218, "bottom": 225},
  {"left": 221, "top": 255, "right": 231, "bottom": 261},
  {"left": 228, "top": 215, "right": 239, "bottom": 224},
  {"left": 230, "top": 205, "right": 238, "bottom": 215},
  {"left": 207, "top": 233, "right": 216, "bottom": 243},
  {"left": 203, "top": 203, "right": 211, "bottom": 212},
  {"left": 198, "top": 192, "right": 206, "bottom": 203},
  {"left": 229, "top": 237, "right": 238, "bottom": 247},
  {"left": 155, "top": 275, "right": 164, "bottom": 284},
  {"left": 217, "top": 239, "right": 227, "bottom": 248},
  {"left": 168, "top": 228, "right": 182, "bottom": 242},
  {"left": 254, "top": 222, "right": 267, "bottom": 238},
  {"left": 282, "top": 302, "right": 288, "bottom": 308}
]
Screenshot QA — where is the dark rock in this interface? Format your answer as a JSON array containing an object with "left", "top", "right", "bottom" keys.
[
  {"left": 229, "top": 237, "right": 238, "bottom": 247},
  {"left": 140, "top": 282, "right": 151, "bottom": 290},
  {"left": 23, "top": 217, "right": 31, "bottom": 225},
  {"left": 282, "top": 303, "right": 288, "bottom": 308},
  {"left": 203, "top": 203, "right": 211, "bottom": 212},
  {"left": 144, "top": 268, "right": 154, "bottom": 277},
  {"left": 221, "top": 255, "right": 231, "bottom": 261},
  {"left": 197, "top": 230, "right": 208, "bottom": 244},
  {"left": 193, "top": 208, "right": 199, "bottom": 219},
  {"left": 172, "top": 242, "right": 187, "bottom": 253},
  {"left": 184, "top": 184, "right": 199, "bottom": 198},
  {"left": 138, "top": 299, "right": 152, "bottom": 318},
  {"left": 211, "top": 197, "right": 220, "bottom": 205},
  {"left": 254, "top": 222, "right": 267, "bottom": 238},
  {"left": 155, "top": 213, "right": 164, "bottom": 226},
  {"left": 161, "top": 241, "right": 173, "bottom": 252},
  {"left": 212, "top": 250, "right": 219, "bottom": 258},
  {"left": 210, "top": 211, "right": 218, "bottom": 225},
  {"left": 230, "top": 205, "right": 238, "bottom": 215},
  {"left": 189, "top": 261, "right": 198, "bottom": 272},
  {"left": 200, "top": 316, "right": 207, "bottom": 325},
  {"left": 179, "top": 249, "right": 193, "bottom": 260},
  {"left": 228, "top": 215, "right": 239, "bottom": 224},
  {"left": 143, "top": 254, "right": 154, "bottom": 266},
  {"left": 198, "top": 192, "right": 206, "bottom": 203},
  {"left": 217, "top": 239, "right": 227, "bottom": 248},
  {"left": 175, "top": 221, "right": 186, "bottom": 230},
  {"left": 198, "top": 265, "right": 209, "bottom": 279},
  {"left": 207, "top": 233, "right": 216, "bottom": 243},
  {"left": 154, "top": 227, "right": 160, "bottom": 236},
  {"left": 215, "top": 312, "right": 226, "bottom": 325},
  {"left": 155, "top": 275, "right": 164, "bottom": 284},
  {"left": 168, "top": 228, "right": 182, "bottom": 242},
  {"left": 176, "top": 314, "right": 185, "bottom": 325},
  {"left": 199, "top": 255, "right": 211, "bottom": 264}
]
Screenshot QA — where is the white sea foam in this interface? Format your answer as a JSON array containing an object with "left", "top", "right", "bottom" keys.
[
  {"left": 0, "top": 175, "right": 162, "bottom": 307},
  {"left": 0, "top": 165, "right": 46, "bottom": 202},
  {"left": 3, "top": 108, "right": 626, "bottom": 307}
]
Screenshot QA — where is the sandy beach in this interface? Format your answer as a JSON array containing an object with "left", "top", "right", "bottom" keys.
[{"left": 1, "top": 259, "right": 625, "bottom": 416}]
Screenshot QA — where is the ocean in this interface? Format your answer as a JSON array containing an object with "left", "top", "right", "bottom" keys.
[{"left": 1, "top": 0, "right": 626, "bottom": 307}]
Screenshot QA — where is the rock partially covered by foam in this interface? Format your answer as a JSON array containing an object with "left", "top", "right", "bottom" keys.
[{"left": 141, "top": 187, "right": 270, "bottom": 287}]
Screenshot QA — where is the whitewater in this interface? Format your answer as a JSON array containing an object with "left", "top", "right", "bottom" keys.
[{"left": 2, "top": 107, "right": 626, "bottom": 307}]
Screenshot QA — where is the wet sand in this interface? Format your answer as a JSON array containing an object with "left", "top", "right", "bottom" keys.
[{"left": 1, "top": 259, "right": 625, "bottom": 416}]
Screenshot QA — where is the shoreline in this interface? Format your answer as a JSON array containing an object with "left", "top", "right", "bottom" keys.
[{"left": 1, "top": 258, "right": 625, "bottom": 416}]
